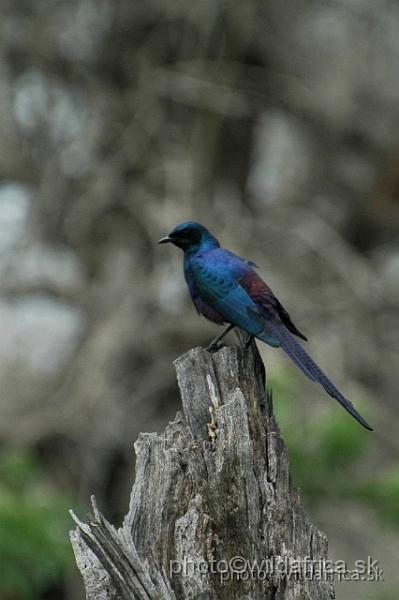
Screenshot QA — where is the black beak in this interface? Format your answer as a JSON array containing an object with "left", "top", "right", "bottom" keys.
[{"left": 158, "top": 235, "right": 172, "bottom": 244}]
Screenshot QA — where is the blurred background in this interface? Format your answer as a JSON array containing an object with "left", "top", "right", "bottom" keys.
[{"left": 0, "top": 1, "right": 398, "bottom": 599}]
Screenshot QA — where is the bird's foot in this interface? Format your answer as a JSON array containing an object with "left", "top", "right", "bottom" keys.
[
  {"left": 206, "top": 324, "right": 235, "bottom": 352},
  {"left": 205, "top": 342, "right": 225, "bottom": 353}
]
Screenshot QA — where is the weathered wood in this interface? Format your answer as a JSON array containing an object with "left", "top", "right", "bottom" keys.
[{"left": 70, "top": 344, "right": 335, "bottom": 599}]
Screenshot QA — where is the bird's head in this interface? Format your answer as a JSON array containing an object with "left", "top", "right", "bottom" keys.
[{"left": 158, "top": 221, "right": 219, "bottom": 252}]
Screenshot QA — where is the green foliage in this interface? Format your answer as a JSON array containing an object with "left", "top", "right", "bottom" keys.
[
  {"left": 269, "top": 370, "right": 370, "bottom": 503},
  {"left": 354, "top": 466, "right": 399, "bottom": 528},
  {"left": 268, "top": 365, "right": 399, "bottom": 600},
  {"left": 0, "top": 449, "right": 75, "bottom": 600},
  {"left": 271, "top": 369, "right": 399, "bottom": 531},
  {"left": 291, "top": 412, "right": 367, "bottom": 502}
]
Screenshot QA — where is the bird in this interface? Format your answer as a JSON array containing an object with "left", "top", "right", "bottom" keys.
[{"left": 159, "top": 221, "right": 372, "bottom": 431}]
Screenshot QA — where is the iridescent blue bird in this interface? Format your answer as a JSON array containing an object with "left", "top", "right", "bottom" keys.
[{"left": 159, "top": 221, "right": 372, "bottom": 431}]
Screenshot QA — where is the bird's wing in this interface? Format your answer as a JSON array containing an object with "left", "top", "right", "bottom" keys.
[
  {"left": 194, "top": 250, "right": 307, "bottom": 339},
  {"left": 191, "top": 248, "right": 307, "bottom": 343},
  {"left": 190, "top": 251, "right": 281, "bottom": 346},
  {"left": 238, "top": 268, "right": 308, "bottom": 341}
]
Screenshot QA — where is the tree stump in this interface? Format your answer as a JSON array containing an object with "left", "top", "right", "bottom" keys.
[{"left": 70, "top": 344, "right": 335, "bottom": 599}]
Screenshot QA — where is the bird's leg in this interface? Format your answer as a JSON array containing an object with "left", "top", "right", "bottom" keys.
[{"left": 206, "top": 323, "right": 235, "bottom": 352}]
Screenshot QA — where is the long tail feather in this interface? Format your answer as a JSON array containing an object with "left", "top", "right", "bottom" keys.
[{"left": 260, "top": 322, "right": 373, "bottom": 431}]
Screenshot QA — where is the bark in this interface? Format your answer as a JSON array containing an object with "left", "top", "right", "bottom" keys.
[{"left": 70, "top": 343, "right": 335, "bottom": 600}]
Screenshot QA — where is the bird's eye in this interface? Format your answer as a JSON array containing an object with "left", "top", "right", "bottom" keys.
[{"left": 180, "top": 228, "right": 201, "bottom": 243}]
